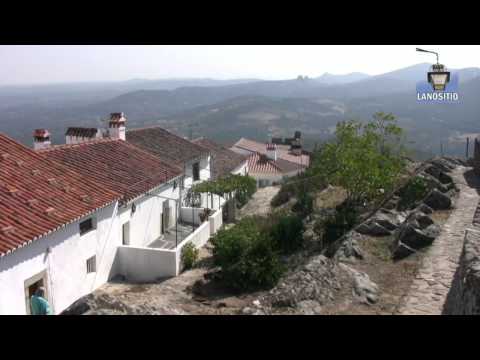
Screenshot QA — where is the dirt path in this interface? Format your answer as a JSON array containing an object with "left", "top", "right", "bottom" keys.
[
  {"left": 397, "top": 167, "right": 479, "bottom": 315},
  {"left": 238, "top": 186, "right": 280, "bottom": 218}
]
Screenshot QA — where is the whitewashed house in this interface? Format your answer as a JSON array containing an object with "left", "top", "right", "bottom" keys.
[
  {"left": 192, "top": 138, "right": 248, "bottom": 179},
  {"left": 0, "top": 132, "right": 121, "bottom": 315},
  {"left": 126, "top": 126, "right": 214, "bottom": 209},
  {"left": 0, "top": 114, "right": 226, "bottom": 315},
  {"left": 231, "top": 136, "right": 310, "bottom": 188}
]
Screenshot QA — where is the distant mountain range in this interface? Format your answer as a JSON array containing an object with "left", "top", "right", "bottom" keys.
[
  {"left": 1, "top": 63, "right": 479, "bottom": 159},
  {"left": 315, "top": 72, "right": 370, "bottom": 84}
]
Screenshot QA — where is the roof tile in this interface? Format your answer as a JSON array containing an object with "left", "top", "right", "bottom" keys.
[
  {"left": 0, "top": 133, "right": 121, "bottom": 257},
  {"left": 127, "top": 127, "right": 209, "bottom": 166},
  {"left": 40, "top": 139, "right": 183, "bottom": 204}
]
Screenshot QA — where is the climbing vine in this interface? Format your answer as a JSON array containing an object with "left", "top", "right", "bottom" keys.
[{"left": 190, "top": 174, "right": 257, "bottom": 206}]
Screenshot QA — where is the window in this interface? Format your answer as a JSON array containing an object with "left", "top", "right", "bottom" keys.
[
  {"left": 86, "top": 256, "right": 96, "bottom": 274},
  {"left": 192, "top": 162, "right": 200, "bottom": 181},
  {"left": 79, "top": 218, "right": 95, "bottom": 236}
]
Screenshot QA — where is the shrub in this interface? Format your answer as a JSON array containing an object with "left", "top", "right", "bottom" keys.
[
  {"left": 397, "top": 176, "right": 429, "bottom": 210},
  {"left": 211, "top": 217, "right": 284, "bottom": 291},
  {"left": 321, "top": 202, "right": 359, "bottom": 245},
  {"left": 271, "top": 181, "right": 299, "bottom": 208},
  {"left": 269, "top": 215, "right": 304, "bottom": 254},
  {"left": 292, "top": 190, "right": 314, "bottom": 218},
  {"left": 181, "top": 242, "right": 199, "bottom": 271}
]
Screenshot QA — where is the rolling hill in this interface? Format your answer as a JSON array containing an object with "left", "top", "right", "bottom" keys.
[{"left": 1, "top": 63, "right": 479, "bottom": 159}]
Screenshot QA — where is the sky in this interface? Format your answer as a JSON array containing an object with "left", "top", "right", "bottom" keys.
[{"left": 0, "top": 45, "right": 479, "bottom": 86}]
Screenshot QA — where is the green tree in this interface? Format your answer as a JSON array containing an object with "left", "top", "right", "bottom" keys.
[{"left": 309, "top": 112, "right": 406, "bottom": 206}]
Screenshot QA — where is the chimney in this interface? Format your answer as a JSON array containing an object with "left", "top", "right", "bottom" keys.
[
  {"left": 108, "top": 112, "right": 126, "bottom": 141},
  {"left": 33, "top": 129, "right": 51, "bottom": 150},
  {"left": 266, "top": 143, "right": 277, "bottom": 161},
  {"left": 291, "top": 131, "right": 303, "bottom": 156}
]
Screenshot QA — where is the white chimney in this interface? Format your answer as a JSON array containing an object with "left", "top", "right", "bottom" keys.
[
  {"left": 108, "top": 112, "right": 126, "bottom": 141},
  {"left": 33, "top": 129, "right": 51, "bottom": 150},
  {"left": 266, "top": 143, "right": 277, "bottom": 161}
]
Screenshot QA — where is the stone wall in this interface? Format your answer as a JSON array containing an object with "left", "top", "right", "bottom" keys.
[
  {"left": 443, "top": 228, "right": 480, "bottom": 315},
  {"left": 473, "top": 138, "right": 480, "bottom": 176}
]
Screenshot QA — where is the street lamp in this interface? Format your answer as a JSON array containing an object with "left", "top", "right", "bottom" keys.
[{"left": 416, "top": 48, "right": 450, "bottom": 91}]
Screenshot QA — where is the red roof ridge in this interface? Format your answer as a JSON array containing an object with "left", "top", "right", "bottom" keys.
[{"left": 249, "top": 152, "right": 283, "bottom": 172}]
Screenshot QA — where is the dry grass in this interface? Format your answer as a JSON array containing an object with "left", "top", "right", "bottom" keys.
[{"left": 315, "top": 186, "right": 347, "bottom": 210}]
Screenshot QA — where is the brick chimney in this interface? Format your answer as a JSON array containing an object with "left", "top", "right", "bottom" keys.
[
  {"left": 33, "top": 129, "right": 51, "bottom": 150},
  {"left": 266, "top": 143, "right": 277, "bottom": 161},
  {"left": 108, "top": 112, "right": 126, "bottom": 141}
]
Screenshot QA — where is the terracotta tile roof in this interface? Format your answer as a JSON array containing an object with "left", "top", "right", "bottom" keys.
[
  {"left": 126, "top": 127, "right": 209, "bottom": 166},
  {"left": 247, "top": 152, "right": 305, "bottom": 175},
  {"left": 0, "top": 133, "right": 120, "bottom": 257},
  {"left": 232, "top": 138, "right": 310, "bottom": 167},
  {"left": 192, "top": 138, "right": 247, "bottom": 179},
  {"left": 247, "top": 153, "right": 282, "bottom": 174},
  {"left": 65, "top": 127, "right": 101, "bottom": 139},
  {"left": 39, "top": 139, "right": 183, "bottom": 204}
]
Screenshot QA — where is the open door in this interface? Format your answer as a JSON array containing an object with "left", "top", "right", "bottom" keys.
[
  {"left": 162, "top": 201, "right": 170, "bottom": 234},
  {"left": 24, "top": 271, "right": 49, "bottom": 315}
]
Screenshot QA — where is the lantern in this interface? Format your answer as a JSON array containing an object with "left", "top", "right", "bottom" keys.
[
  {"left": 416, "top": 48, "right": 451, "bottom": 92},
  {"left": 428, "top": 64, "right": 450, "bottom": 91}
]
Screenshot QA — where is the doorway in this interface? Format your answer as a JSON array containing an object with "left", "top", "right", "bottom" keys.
[
  {"left": 122, "top": 222, "right": 130, "bottom": 246},
  {"left": 24, "top": 271, "right": 49, "bottom": 315},
  {"left": 162, "top": 201, "right": 170, "bottom": 234}
]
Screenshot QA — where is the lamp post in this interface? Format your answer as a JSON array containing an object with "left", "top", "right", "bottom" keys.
[{"left": 416, "top": 48, "right": 450, "bottom": 91}]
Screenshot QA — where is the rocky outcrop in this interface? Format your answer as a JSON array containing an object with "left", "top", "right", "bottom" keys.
[
  {"left": 339, "top": 264, "right": 379, "bottom": 304},
  {"left": 424, "top": 189, "right": 452, "bottom": 210},
  {"left": 392, "top": 209, "right": 441, "bottom": 260},
  {"left": 333, "top": 231, "right": 365, "bottom": 262},
  {"left": 256, "top": 255, "right": 345, "bottom": 314},
  {"left": 61, "top": 291, "right": 186, "bottom": 315},
  {"left": 356, "top": 209, "right": 403, "bottom": 236}
]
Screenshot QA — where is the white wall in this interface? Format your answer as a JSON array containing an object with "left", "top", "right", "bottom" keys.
[
  {"left": 117, "top": 246, "right": 177, "bottom": 281},
  {"left": 0, "top": 180, "right": 182, "bottom": 315},
  {"left": 0, "top": 203, "right": 119, "bottom": 315},
  {"left": 183, "top": 155, "right": 211, "bottom": 190},
  {"left": 231, "top": 161, "right": 248, "bottom": 176},
  {"left": 209, "top": 209, "right": 223, "bottom": 235},
  {"left": 118, "top": 182, "right": 180, "bottom": 248},
  {"left": 116, "top": 209, "right": 222, "bottom": 280},
  {"left": 251, "top": 168, "right": 304, "bottom": 187}
]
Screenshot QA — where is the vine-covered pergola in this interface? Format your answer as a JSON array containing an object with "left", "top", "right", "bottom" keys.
[{"left": 189, "top": 174, "right": 257, "bottom": 209}]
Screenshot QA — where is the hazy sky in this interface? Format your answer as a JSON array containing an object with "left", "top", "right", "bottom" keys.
[{"left": 0, "top": 45, "right": 479, "bottom": 86}]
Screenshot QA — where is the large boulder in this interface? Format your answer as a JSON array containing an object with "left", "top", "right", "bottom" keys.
[
  {"left": 419, "top": 173, "right": 450, "bottom": 193},
  {"left": 429, "top": 158, "right": 457, "bottom": 172},
  {"left": 356, "top": 209, "right": 401, "bottom": 236},
  {"left": 353, "top": 271, "right": 379, "bottom": 305},
  {"left": 424, "top": 189, "right": 452, "bottom": 210},
  {"left": 261, "top": 255, "right": 342, "bottom": 310},
  {"left": 392, "top": 220, "right": 441, "bottom": 260},
  {"left": 424, "top": 165, "right": 454, "bottom": 185},
  {"left": 392, "top": 241, "right": 416, "bottom": 260},
  {"left": 406, "top": 210, "right": 434, "bottom": 229},
  {"left": 356, "top": 221, "right": 392, "bottom": 236},
  {"left": 396, "top": 223, "right": 440, "bottom": 249},
  {"left": 340, "top": 264, "right": 379, "bottom": 305}
]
